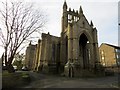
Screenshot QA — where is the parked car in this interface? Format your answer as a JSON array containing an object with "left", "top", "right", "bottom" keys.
[
  {"left": 22, "top": 66, "right": 28, "bottom": 71},
  {"left": 13, "top": 66, "right": 18, "bottom": 71}
]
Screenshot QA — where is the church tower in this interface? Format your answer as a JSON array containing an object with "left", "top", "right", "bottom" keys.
[
  {"left": 60, "top": 1, "right": 100, "bottom": 77},
  {"left": 62, "top": 1, "right": 68, "bottom": 32},
  {"left": 29, "top": 1, "right": 101, "bottom": 76},
  {"left": 60, "top": 1, "right": 69, "bottom": 73}
]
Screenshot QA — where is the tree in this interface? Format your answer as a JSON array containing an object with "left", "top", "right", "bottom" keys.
[
  {"left": 12, "top": 53, "right": 25, "bottom": 70},
  {"left": 0, "top": 0, "right": 45, "bottom": 72}
]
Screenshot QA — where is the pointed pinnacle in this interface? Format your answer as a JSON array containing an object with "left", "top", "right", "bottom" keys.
[
  {"left": 38, "top": 39, "right": 41, "bottom": 43},
  {"left": 79, "top": 6, "right": 83, "bottom": 14},
  {"left": 90, "top": 20, "right": 93, "bottom": 27},
  {"left": 73, "top": 9, "right": 75, "bottom": 13},
  {"left": 29, "top": 41, "right": 32, "bottom": 45},
  {"left": 63, "top": 0, "right": 67, "bottom": 7},
  {"left": 69, "top": 8, "right": 71, "bottom": 11},
  {"left": 76, "top": 10, "right": 78, "bottom": 14},
  {"left": 48, "top": 32, "right": 50, "bottom": 35}
]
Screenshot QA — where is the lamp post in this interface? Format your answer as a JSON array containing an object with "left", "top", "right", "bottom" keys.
[{"left": 118, "top": 23, "right": 120, "bottom": 87}]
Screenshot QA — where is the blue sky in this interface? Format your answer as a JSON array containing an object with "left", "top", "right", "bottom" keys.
[
  {"left": 0, "top": 0, "right": 119, "bottom": 56},
  {"left": 34, "top": 0, "right": 118, "bottom": 46}
]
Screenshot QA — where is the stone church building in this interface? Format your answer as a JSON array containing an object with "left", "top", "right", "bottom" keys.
[{"left": 25, "top": 1, "right": 100, "bottom": 77}]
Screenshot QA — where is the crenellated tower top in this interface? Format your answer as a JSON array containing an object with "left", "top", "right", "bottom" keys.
[
  {"left": 62, "top": 1, "right": 84, "bottom": 32},
  {"left": 61, "top": 1, "right": 94, "bottom": 33}
]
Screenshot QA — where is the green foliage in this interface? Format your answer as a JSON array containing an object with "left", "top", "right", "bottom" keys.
[
  {"left": 12, "top": 53, "right": 25, "bottom": 70},
  {"left": 13, "top": 60, "right": 23, "bottom": 70},
  {"left": 2, "top": 71, "right": 31, "bottom": 88}
]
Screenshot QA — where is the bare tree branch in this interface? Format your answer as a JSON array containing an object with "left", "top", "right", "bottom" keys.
[{"left": 0, "top": 1, "right": 46, "bottom": 72}]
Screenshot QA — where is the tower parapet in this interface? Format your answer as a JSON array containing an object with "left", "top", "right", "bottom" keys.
[{"left": 62, "top": 1, "right": 85, "bottom": 33}]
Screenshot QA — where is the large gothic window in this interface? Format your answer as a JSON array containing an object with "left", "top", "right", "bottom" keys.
[
  {"left": 79, "top": 33, "right": 90, "bottom": 69},
  {"left": 65, "top": 36, "right": 68, "bottom": 63}
]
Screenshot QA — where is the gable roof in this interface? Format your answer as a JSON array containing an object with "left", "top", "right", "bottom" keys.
[{"left": 102, "top": 43, "right": 120, "bottom": 49}]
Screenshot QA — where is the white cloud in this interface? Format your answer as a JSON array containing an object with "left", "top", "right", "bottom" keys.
[
  {"left": 0, "top": 0, "right": 118, "bottom": 56},
  {"left": 40, "top": 1, "right": 118, "bottom": 46}
]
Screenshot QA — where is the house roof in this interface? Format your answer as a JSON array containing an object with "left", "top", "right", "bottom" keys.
[{"left": 103, "top": 43, "right": 120, "bottom": 49}]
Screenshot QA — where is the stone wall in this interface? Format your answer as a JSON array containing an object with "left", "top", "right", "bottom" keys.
[
  {"left": 61, "top": 1, "right": 100, "bottom": 77},
  {"left": 34, "top": 33, "right": 61, "bottom": 74},
  {"left": 25, "top": 43, "right": 37, "bottom": 70}
]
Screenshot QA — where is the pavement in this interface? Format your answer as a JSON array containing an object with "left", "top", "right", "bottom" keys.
[{"left": 20, "top": 71, "right": 119, "bottom": 88}]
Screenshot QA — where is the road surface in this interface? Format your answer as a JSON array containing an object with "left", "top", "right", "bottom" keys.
[{"left": 21, "top": 71, "right": 119, "bottom": 88}]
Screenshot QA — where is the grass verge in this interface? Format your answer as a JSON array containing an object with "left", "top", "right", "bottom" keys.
[{"left": 2, "top": 71, "right": 31, "bottom": 88}]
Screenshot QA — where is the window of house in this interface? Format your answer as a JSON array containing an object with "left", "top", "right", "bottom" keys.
[
  {"left": 102, "top": 56, "right": 104, "bottom": 60},
  {"left": 118, "top": 62, "right": 120, "bottom": 65},
  {"left": 116, "top": 54, "right": 119, "bottom": 59},
  {"left": 103, "top": 63, "right": 105, "bottom": 66},
  {"left": 116, "top": 49, "right": 120, "bottom": 53},
  {"left": 101, "top": 51, "right": 104, "bottom": 55}
]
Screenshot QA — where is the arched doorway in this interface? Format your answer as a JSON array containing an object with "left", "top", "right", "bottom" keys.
[{"left": 79, "top": 33, "right": 90, "bottom": 69}]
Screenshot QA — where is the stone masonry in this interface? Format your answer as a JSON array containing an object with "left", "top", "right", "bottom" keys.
[{"left": 25, "top": 1, "right": 100, "bottom": 77}]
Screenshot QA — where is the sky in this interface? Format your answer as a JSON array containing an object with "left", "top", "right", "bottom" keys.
[
  {"left": 0, "top": 0, "right": 119, "bottom": 57},
  {"left": 33, "top": 0, "right": 118, "bottom": 46},
  {"left": 119, "top": 1, "right": 120, "bottom": 46}
]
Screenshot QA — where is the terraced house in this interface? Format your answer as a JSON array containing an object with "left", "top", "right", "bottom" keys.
[{"left": 99, "top": 43, "right": 120, "bottom": 67}]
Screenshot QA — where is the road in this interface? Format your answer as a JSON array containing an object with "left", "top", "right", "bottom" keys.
[{"left": 21, "top": 71, "right": 119, "bottom": 88}]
